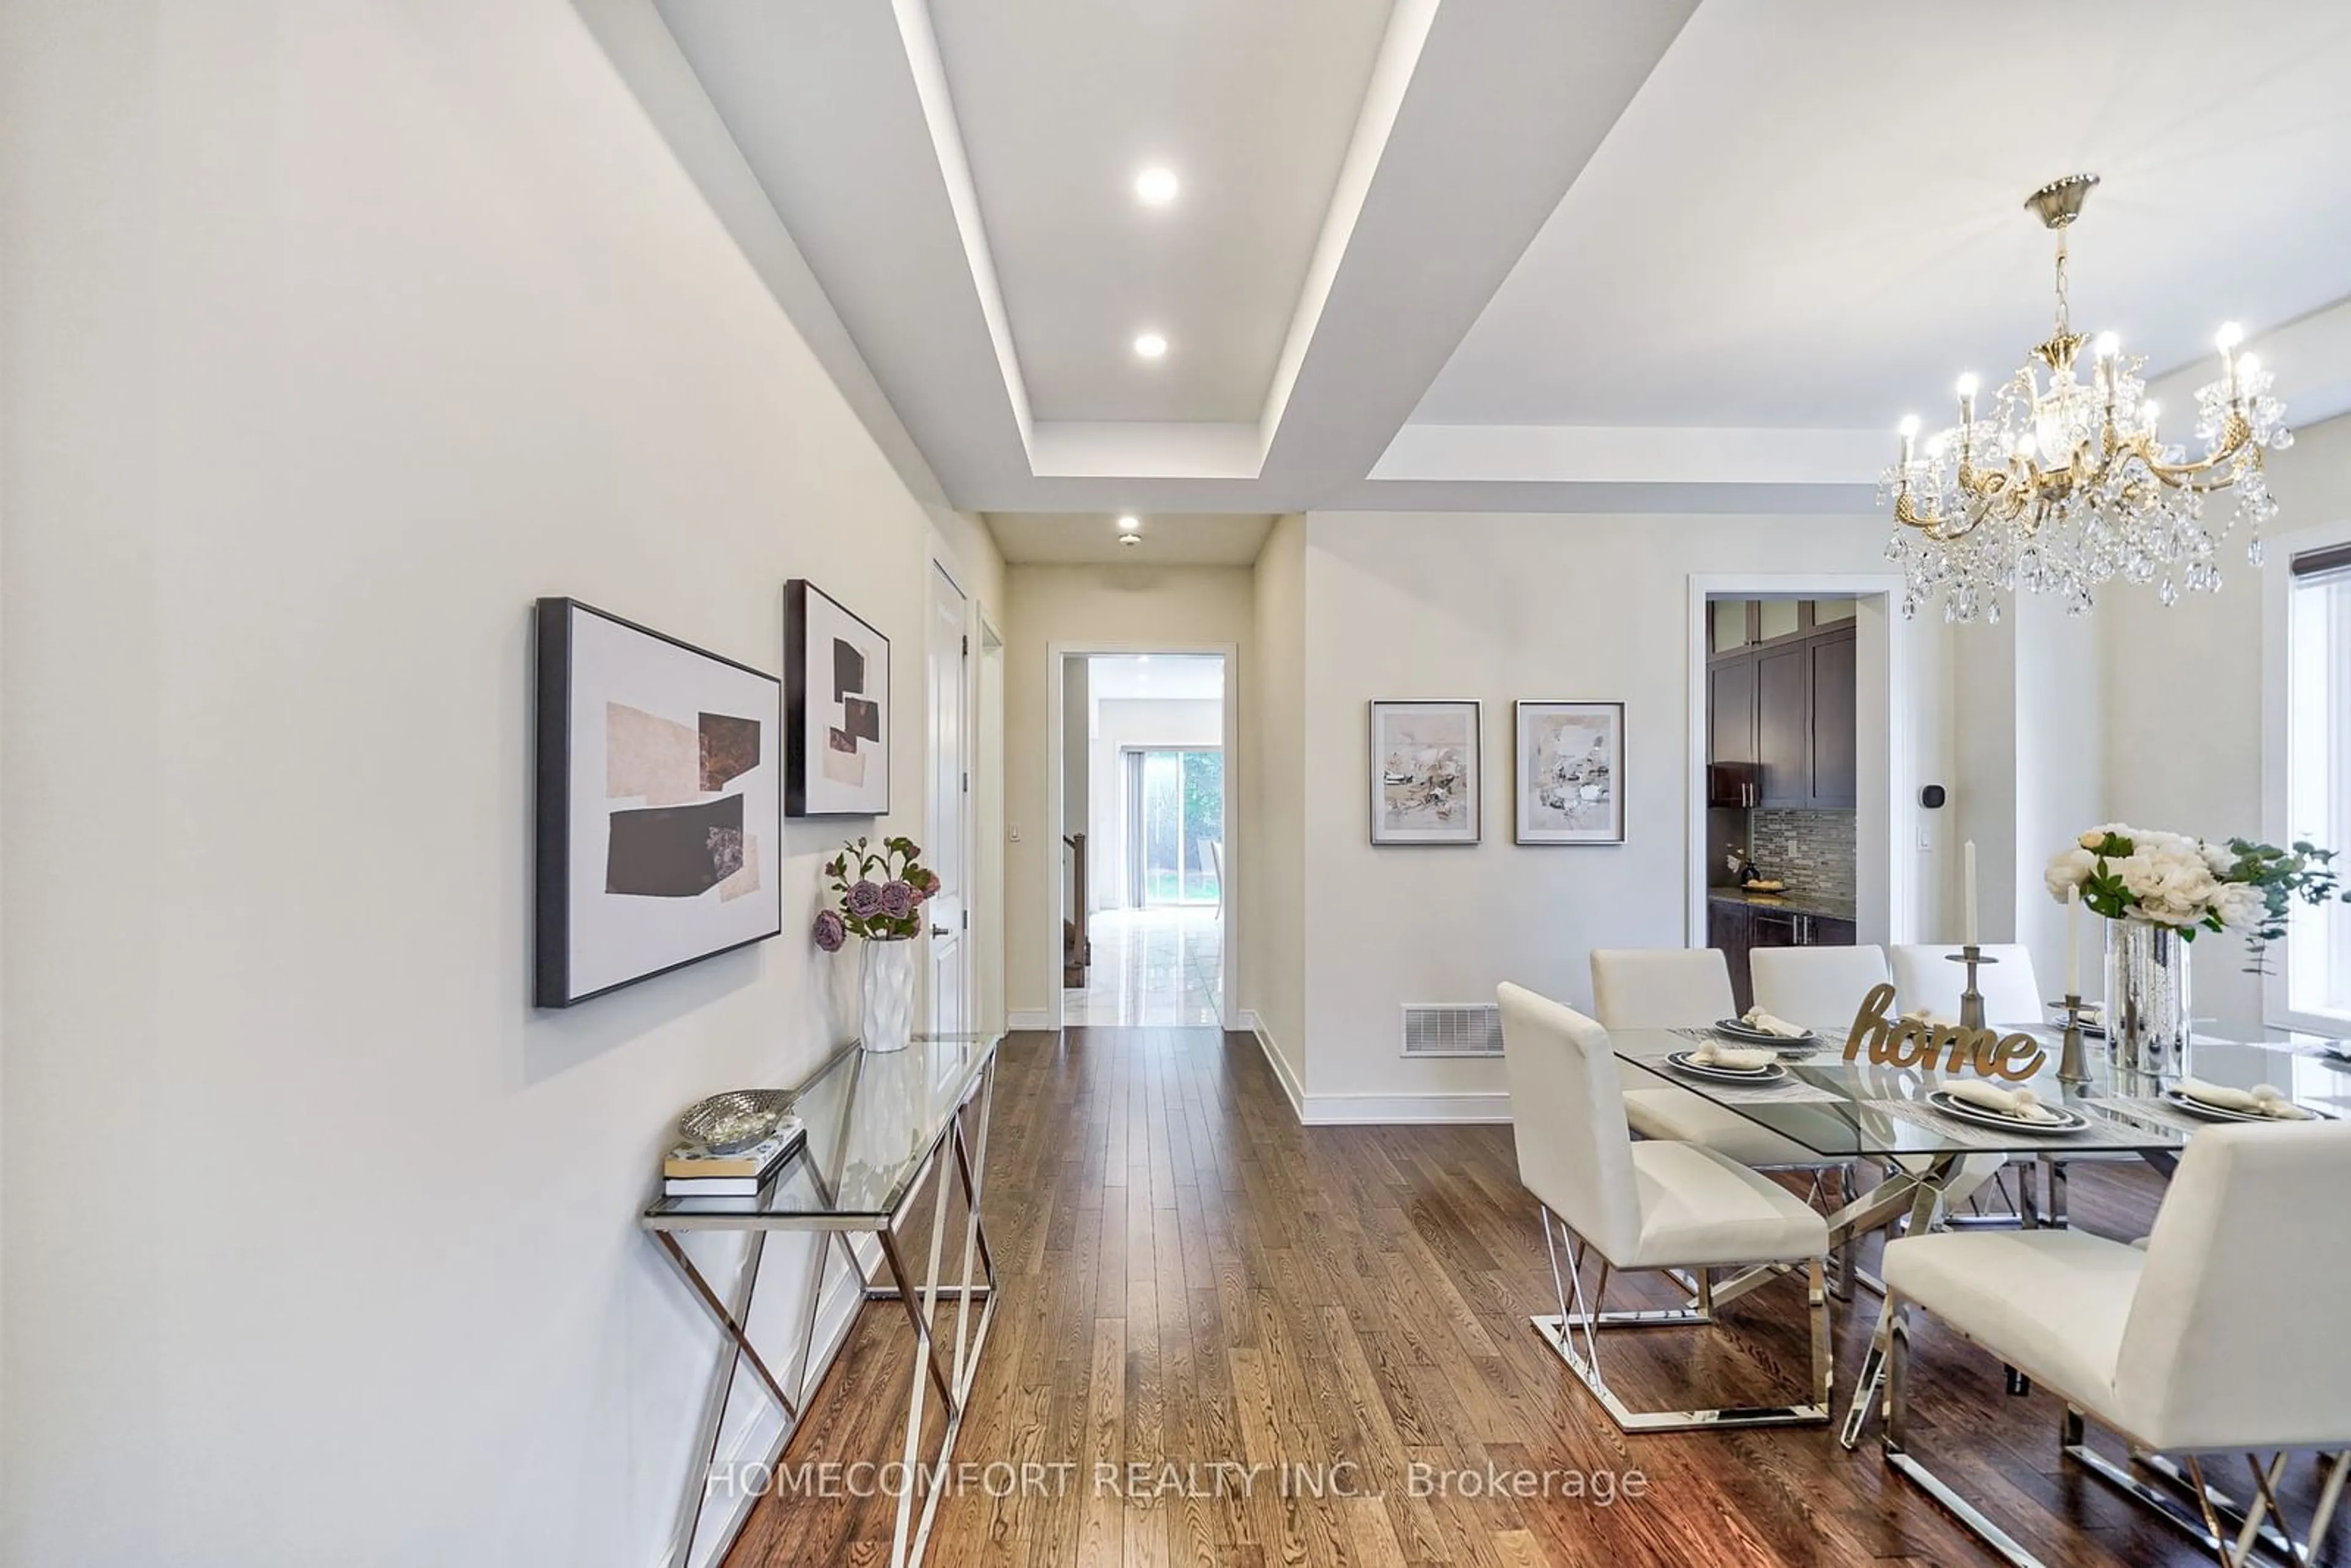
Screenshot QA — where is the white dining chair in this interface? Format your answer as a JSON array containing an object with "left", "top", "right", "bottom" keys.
[
  {"left": 1850, "top": 1121, "right": 2351, "bottom": 1566},
  {"left": 1889, "top": 943, "right": 2046, "bottom": 1027},
  {"left": 1498, "top": 983, "right": 1833, "bottom": 1431},
  {"left": 1589, "top": 948, "right": 1837, "bottom": 1174},
  {"left": 1749, "top": 944, "right": 1891, "bottom": 1030},
  {"left": 1753, "top": 945, "right": 2009, "bottom": 1218}
]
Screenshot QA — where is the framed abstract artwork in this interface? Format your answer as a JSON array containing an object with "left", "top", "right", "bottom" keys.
[
  {"left": 785, "top": 580, "right": 891, "bottom": 817},
  {"left": 534, "top": 598, "right": 783, "bottom": 1008},
  {"left": 1514, "top": 700, "right": 1624, "bottom": 844},
  {"left": 1368, "top": 700, "right": 1481, "bottom": 846}
]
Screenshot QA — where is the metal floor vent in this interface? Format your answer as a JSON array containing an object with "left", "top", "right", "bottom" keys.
[{"left": 1401, "top": 1003, "right": 1504, "bottom": 1058}]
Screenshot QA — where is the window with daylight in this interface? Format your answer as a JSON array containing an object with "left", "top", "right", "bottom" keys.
[{"left": 2286, "top": 538, "right": 2351, "bottom": 1021}]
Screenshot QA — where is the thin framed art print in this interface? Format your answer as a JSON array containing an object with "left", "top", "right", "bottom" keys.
[
  {"left": 534, "top": 598, "right": 784, "bottom": 1008},
  {"left": 1368, "top": 699, "right": 1481, "bottom": 845},
  {"left": 1513, "top": 700, "right": 1624, "bottom": 844},
  {"left": 785, "top": 580, "right": 891, "bottom": 817}
]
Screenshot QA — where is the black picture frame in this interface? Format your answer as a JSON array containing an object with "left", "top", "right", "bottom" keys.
[
  {"left": 785, "top": 579, "right": 892, "bottom": 817},
  {"left": 534, "top": 597, "right": 784, "bottom": 1008}
]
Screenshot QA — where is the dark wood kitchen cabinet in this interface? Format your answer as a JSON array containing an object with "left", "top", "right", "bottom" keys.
[
  {"left": 1708, "top": 657, "right": 1758, "bottom": 770},
  {"left": 1755, "top": 643, "right": 1809, "bottom": 808},
  {"left": 1807, "top": 629, "right": 1857, "bottom": 808},
  {"left": 1711, "top": 621, "right": 1856, "bottom": 812}
]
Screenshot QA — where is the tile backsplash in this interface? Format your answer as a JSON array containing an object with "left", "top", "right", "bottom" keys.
[{"left": 1750, "top": 809, "right": 1857, "bottom": 906}]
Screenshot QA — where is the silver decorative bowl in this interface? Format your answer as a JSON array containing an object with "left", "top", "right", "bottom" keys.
[{"left": 678, "top": 1089, "right": 796, "bottom": 1154}]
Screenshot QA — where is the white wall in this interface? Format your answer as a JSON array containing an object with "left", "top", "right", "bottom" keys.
[
  {"left": 1294, "top": 511, "right": 1954, "bottom": 1120},
  {"left": 2012, "top": 596, "right": 2107, "bottom": 999},
  {"left": 1244, "top": 517, "right": 1309, "bottom": 1100},
  {"left": 2102, "top": 409, "right": 2351, "bottom": 1035},
  {"left": 1088, "top": 697, "right": 1224, "bottom": 908},
  {"left": 1000, "top": 565, "right": 1253, "bottom": 1019},
  {"left": 0, "top": 4, "right": 1000, "bottom": 1564}
]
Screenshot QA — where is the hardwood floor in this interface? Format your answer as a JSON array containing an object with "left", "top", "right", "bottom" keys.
[{"left": 726, "top": 1027, "right": 2341, "bottom": 1567}]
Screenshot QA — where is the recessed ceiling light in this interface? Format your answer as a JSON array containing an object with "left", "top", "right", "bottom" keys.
[
  {"left": 1133, "top": 332, "right": 1168, "bottom": 360},
  {"left": 1134, "top": 166, "right": 1179, "bottom": 206}
]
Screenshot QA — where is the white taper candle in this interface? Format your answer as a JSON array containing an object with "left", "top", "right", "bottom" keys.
[
  {"left": 2066, "top": 882, "right": 2081, "bottom": 996},
  {"left": 1963, "top": 839, "right": 1979, "bottom": 947}
]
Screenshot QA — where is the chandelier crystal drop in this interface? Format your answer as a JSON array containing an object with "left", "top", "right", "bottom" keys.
[{"left": 1880, "top": 174, "right": 2290, "bottom": 623}]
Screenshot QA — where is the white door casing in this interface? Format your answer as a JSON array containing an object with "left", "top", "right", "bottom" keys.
[{"left": 927, "top": 561, "right": 969, "bottom": 1037}]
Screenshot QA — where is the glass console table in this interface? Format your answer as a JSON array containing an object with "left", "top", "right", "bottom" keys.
[{"left": 642, "top": 1032, "right": 1000, "bottom": 1568}]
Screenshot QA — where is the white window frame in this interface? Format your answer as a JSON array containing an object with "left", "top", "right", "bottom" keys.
[{"left": 2262, "top": 513, "right": 2351, "bottom": 1034}]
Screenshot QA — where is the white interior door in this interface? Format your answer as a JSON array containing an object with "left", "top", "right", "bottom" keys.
[{"left": 926, "top": 563, "right": 968, "bottom": 1037}]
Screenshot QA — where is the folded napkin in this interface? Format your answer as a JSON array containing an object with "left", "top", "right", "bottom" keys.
[
  {"left": 2178, "top": 1077, "right": 2315, "bottom": 1120},
  {"left": 1902, "top": 1007, "right": 1959, "bottom": 1030},
  {"left": 1692, "top": 1040, "right": 1775, "bottom": 1071},
  {"left": 1943, "top": 1078, "right": 2060, "bottom": 1123},
  {"left": 1739, "top": 1007, "right": 1812, "bottom": 1040}
]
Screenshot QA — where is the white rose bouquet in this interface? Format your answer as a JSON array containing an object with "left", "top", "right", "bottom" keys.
[{"left": 2047, "top": 823, "right": 2349, "bottom": 970}]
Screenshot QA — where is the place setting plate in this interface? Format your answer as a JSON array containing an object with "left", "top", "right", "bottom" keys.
[
  {"left": 1667, "top": 1050, "right": 1789, "bottom": 1086},
  {"left": 1712, "top": 1018, "right": 1825, "bottom": 1054},
  {"left": 2161, "top": 1088, "right": 2334, "bottom": 1124},
  {"left": 1925, "top": 1089, "right": 2091, "bottom": 1136}
]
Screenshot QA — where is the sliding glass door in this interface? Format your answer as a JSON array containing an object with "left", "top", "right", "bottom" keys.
[{"left": 1125, "top": 748, "right": 1224, "bottom": 906}]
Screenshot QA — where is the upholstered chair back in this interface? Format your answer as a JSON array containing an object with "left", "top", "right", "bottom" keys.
[
  {"left": 1888, "top": 943, "right": 2045, "bottom": 1026},
  {"left": 1589, "top": 948, "right": 1736, "bottom": 1032},
  {"left": 1751, "top": 945, "right": 1890, "bottom": 1030},
  {"left": 1496, "top": 984, "right": 1644, "bottom": 1262},
  {"left": 2116, "top": 1121, "right": 2351, "bottom": 1452}
]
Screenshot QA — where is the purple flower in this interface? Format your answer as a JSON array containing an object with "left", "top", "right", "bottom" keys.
[
  {"left": 846, "top": 880, "right": 885, "bottom": 919},
  {"left": 880, "top": 880, "right": 916, "bottom": 919},
  {"left": 812, "top": 909, "right": 846, "bottom": 952}
]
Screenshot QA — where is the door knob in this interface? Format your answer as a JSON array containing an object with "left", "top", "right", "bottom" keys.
[{"left": 931, "top": 923, "right": 950, "bottom": 938}]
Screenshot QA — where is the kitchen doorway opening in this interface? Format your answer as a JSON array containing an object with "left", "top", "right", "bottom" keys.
[{"left": 1687, "top": 576, "right": 1915, "bottom": 1013}]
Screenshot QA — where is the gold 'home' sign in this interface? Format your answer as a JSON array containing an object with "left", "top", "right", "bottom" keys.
[{"left": 1841, "top": 983, "right": 2047, "bottom": 1081}]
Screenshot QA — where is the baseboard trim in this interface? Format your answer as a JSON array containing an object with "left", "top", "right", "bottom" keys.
[
  {"left": 1237, "top": 1011, "right": 1307, "bottom": 1122},
  {"left": 1299, "top": 1091, "right": 1511, "bottom": 1126},
  {"left": 1006, "top": 1008, "right": 1055, "bottom": 1032}
]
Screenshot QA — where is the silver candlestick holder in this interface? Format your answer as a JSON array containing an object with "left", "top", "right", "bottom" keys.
[
  {"left": 2054, "top": 992, "right": 2092, "bottom": 1085},
  {"left": 1946, "top": 945, "right": 1997, "bottom": 1033}
]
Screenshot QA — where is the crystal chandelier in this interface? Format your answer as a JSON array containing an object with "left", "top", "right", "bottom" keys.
[{"left": 1881, "top": 174, "right": 2290, "bottom": 623}]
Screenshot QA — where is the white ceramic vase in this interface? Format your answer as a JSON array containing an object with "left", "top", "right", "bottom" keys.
[{"left": 860, "top": 936, "right": 917, "bottom": 1054}]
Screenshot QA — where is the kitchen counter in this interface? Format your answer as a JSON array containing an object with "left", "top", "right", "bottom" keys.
[{"left": 1708, "top": 887, "right": 1857, "bottom": 922}]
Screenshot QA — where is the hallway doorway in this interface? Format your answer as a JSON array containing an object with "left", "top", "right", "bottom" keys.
[{"left": 1057, "top": 653, "right": 1226, "bottom": 1026}]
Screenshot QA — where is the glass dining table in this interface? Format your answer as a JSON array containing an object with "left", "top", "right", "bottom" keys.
[{"left": 1608, "top": 1022, "right": 2351, "bottom": 1248}]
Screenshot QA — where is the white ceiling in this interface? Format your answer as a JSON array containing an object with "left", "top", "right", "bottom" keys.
[
  {"left": 647, "top": 0, "right": 2351, "bottom": 550},
  {"left": 928, "top": 0, "right": 1393, "bottom": 423},
  {"left": 987, "top": 512, "right": 1274, "bottom": 566},
  {"left": 1088, "top": 655, "right": 1225, "bottom": 702},
  {"left": 1417, "top": 1, "right": 2351, "bottom": 430}
]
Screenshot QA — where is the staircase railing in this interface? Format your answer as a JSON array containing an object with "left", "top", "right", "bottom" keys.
[{"left": 1062, "top": 832, "right": 1090, "bottom": 985}]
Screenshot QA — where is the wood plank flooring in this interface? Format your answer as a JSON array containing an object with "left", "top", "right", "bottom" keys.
[{"left": 726, "top": 1027, "right": 2342, "bottom": 1567}]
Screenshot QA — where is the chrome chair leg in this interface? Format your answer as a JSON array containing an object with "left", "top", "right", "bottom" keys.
[{"left": 1529, "top": 1202, "right": 1828, "bottom": 1433}]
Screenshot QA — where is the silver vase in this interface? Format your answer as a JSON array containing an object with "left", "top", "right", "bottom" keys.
[
  {"left": 860, "top": 936, "right": 917, "bottom": 1054},
  {"left": 2104, "top": 919, "right": 2193, "bottom": 1083}
]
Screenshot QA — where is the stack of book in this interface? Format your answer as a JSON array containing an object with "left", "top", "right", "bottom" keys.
[{"left": 662, "top": 1117, "right": 806, "bottom": 1199}]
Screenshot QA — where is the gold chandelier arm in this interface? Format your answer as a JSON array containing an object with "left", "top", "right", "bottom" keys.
[{"left": 2116, "top": 417, "right": 2259, "bottom": 492}]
